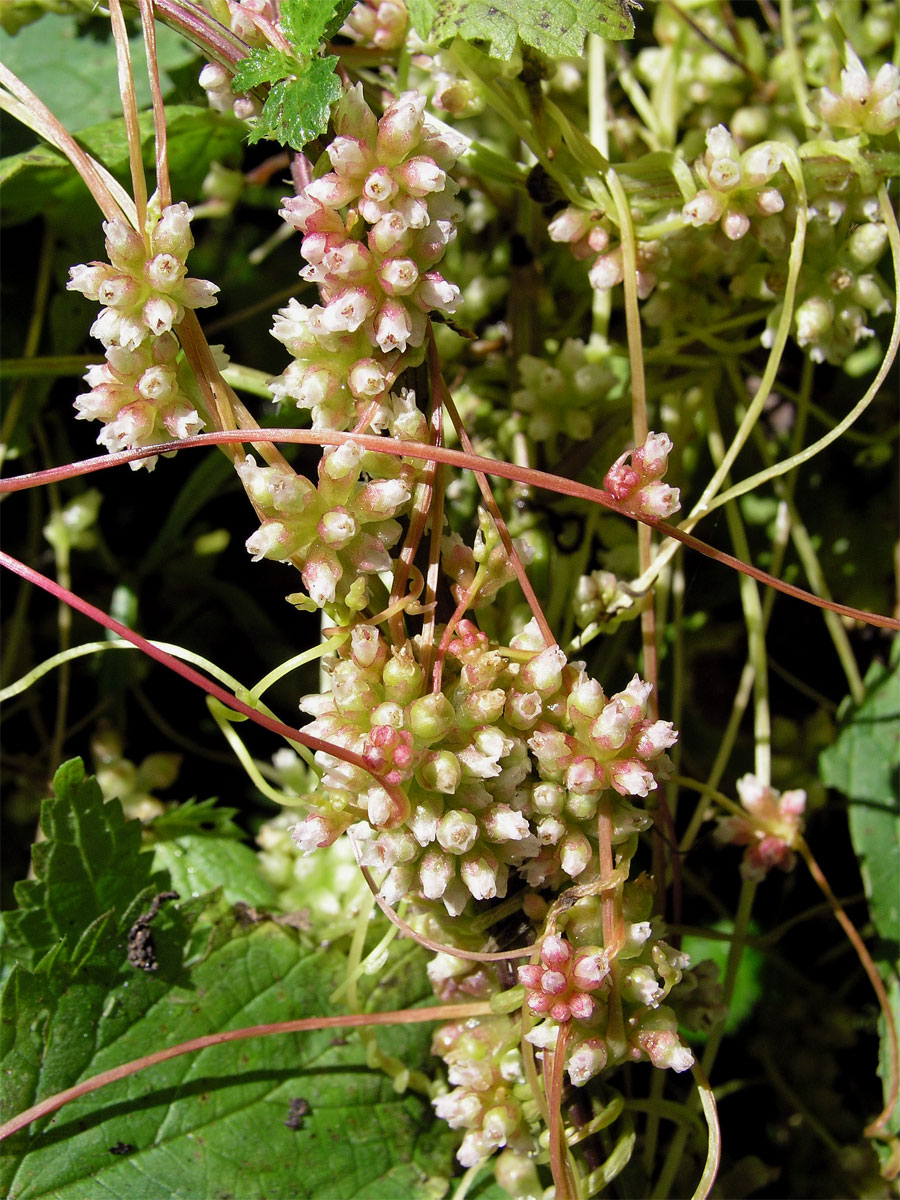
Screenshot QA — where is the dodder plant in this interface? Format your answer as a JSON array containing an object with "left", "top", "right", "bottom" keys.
[{"left": 1, "top": 1, "right": 898, "bottom": 1197}]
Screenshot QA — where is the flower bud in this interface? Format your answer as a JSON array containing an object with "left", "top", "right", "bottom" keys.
[
  {"left": 409, "top": 692, "right": 455, "bottom": 742},
  {"left": 436, "top": 809, "right": 479, "bottom": 855}
]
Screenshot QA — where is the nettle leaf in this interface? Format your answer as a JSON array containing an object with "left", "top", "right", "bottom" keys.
[
  {"left": 1, "top": 760, "right": 161, "bottom": 970},
  {"left": 820, "top": 643, "right": 900, "bottom": 949},
  {"left": 0, "top": 14, "right": 198, "bottom": 132},
  {"left": 2, "top": 921, "right": 454, "bottom": 1200},
  {"left": 230, "top": 0, "right": 349, "bottom": 150},
  {"left": 280, "top": 0, "right": 356, "bottom": 52},
  {"left": 425, "top": 0, "right": 635, "bottom": 59},
  {"left": 243, "top": 55, "right": 343, "bottom": 150},
  {"left": 0, "top": 106, "right": 245, "bottom": 234}
]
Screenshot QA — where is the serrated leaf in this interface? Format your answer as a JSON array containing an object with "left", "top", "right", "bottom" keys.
[
  {"left": 280, "top": 0, "right": 356, "bottom": 53},
  {"left": 151, "top": 835, "right": 280, "bottom": 907},
  {"left": 1, "top": 760, "right": 159, "bottom": 969},
  {"left": 427, "top": 0, "right": 634, "bottom": 59},
  {"left": 147, "top": 796, "right": 244, "bottom": 840},
  {"left": 819, "top": 645, "right": 900, "bottom": 948},
  {"left": 0, "top": 106, "right": 245, "bottom": 234},
  {"left": 231, "top": 45, "right": 295, "bottom": 91},
  {"left": 247, "top": 55, "right": 343, "bottom": 150},
  {"left": 2, "top": 921, "right": 454, "bottom": 1200},
  {"left": 0, "top": 14, "right": 198, "bottom": 131}
]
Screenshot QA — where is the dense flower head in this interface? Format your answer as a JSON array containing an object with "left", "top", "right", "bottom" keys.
[
  {"left": 288, "top": 618, "right": 678, "bottom": 912},
  {"left": 518, "top": 934, "right": 610, "bottom": 1021},
  {"left": 431, "top": 1017, "right": 532, "bottom": 1167},
  {"left": 67, "top": 201, "right": 217, "bottom": 466},
  {"left": 339, "top": 0, "right": 408, "bottom": 50},
  {"left": 682, "top": 125, "right": 785, "bottom": 241},
  {"left": 512, "top": 335, "right": 618, "bottom": 442},
  {"left": 603, "top": 431, "right": 681, "bottom": 520},
  {"left": 715, "top": 774, "right": 807, "bottom": 881},
  {"left": 67, "top": 202, "right": 218, "bottom": 352},
  {"left": 237, "top": 444, "right": 420, "bottom": 609},
  {"left": 274, "top": 85, "right": 464, "bottom": 428},
  {"left": 811, "top": 49, "right": 900, "bottom": 135}
]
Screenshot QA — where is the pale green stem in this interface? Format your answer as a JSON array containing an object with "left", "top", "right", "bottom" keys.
[
  {"left": 707, "top": 184, "right": 900, "bottom": 515},
  {"left": 703, "top": 393, "right": 771, "bottom": 785},
  {"left": 780, "top": 0, "right": 816, "bottom": 132},
  {"left": 630, "top": 149, "right": 808, "bottom": 596},
  {"left": 608, "top": 168, "right": 658, "bottom": 705},
  {"left": 250, "top": 632, "right": 348, "bottom": 703},
  {"left": 653, "top": 879, "right": 757, "bottom": 1198},
  {"left": 206, "top": 698, "right": 307, "bottom": 806},
  {"left": 220, "top": 363, "right": 279, "bottom": 400},
  {"left": 588, "top": 35, "right": 611, "bottom": 338}
]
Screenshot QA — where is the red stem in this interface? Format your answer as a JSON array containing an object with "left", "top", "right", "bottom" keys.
[
  {"left": 0, "top": 550, "right": 411, "bottom": 818},
  {"left": 0, "top": 1001, "right": 492, "bottom": 1142},
  {"left": 2, "top": 431, "right": 896, "bottom": 631}
]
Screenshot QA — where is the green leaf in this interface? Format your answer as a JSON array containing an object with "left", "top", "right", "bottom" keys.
[
  {"left": 1, "top": 759, "right": 158, "bottom": 970},
  {"left": 246, "top": 55, "right": 343, "bottom": 150},
  {"left": 280, "top": 0, "right": 356, "bottom": 52},
  {"left": 231, "top": 45, "right": 295, "bottom": 91},
  {"left": 151, "top": 835, "right": 280, "bottom": 908},
  {"left": 2, "top": 921, "right": 454, "bottom": 1199},
  {"left": 0, "top": 14, "right": 198, "bottom": 132},
  {"left": 147, "top": 796, "right": 244, "bottom": 840},
  {"left": 0, "top": 106, "right": 245, "bottom": 233},
  {"left": 425, "top": 0, "right": 635, "bottom": 59},
  {"left": 819, "top": 644, "right": 900, "bottom": 948}
]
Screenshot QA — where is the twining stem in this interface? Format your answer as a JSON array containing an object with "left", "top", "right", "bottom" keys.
[
  {"left": 0, "top": 1002, "right": 493, "bottom": 1142},
  {"left": 0, "top": 550, "right": 412, "bottom": 817},
  {"left": 2, "top": 432, "right": 899, "bottom": 633},
  {"left": 797, "top": 837, "right": 900, "bottom": 1137},
  {"left": 138, "top": 0, "right": 172, "bottom": 210},
  {"left": 108, "top": 0, "right": 149, "bottom": 239}
]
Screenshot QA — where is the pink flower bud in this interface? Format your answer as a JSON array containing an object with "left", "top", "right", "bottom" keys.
[
  {"left": 378, "top": 257, "right": 419, "bottom": 296},
  {"left": 179, "top": 278, "right": 219, "bottom": 309},
  {"left": 348, "top": 358, "right": 389, "bottom": 399},
  {"left": 97, "top": 274, "right": 142, "bottom": 308},
  {"left": 395, "top": 156, "right": 446, "bottom": 196},
  {"left": 548, "top": 206, "right": 591, "bottom": 244},
  {"left": 103, "top": 219, "right": 146, "bottom": 268},
  {"left": 372, "top": 299, "right": 413, "bottom": 352},
  {"left": 152, "top": 202, "right": 194, "bottom": 256},
  {"left": 437, "top": 809, "right": 479, "bottom": 855},
  {"left": 67, "top": 263, "right": 112, "bottom": 300},
  {"left": 142, "top": 294, "right": 181, "bottom": 337},
  {"left": 559, "top": 832, "right": 592, "bottom": 877},
  {"left": 460, "top": 850, "right": 501, "bottom": 899},
  {"left": 328, "top": 135, "right": 374, "bottom": 178},
  {"left": 145, "top": 253, "right": 186, "bottom": 292},
  {"left": 321, "top": 287, "right": 376, "bottom": 333},
  {"left": 376, "top": 92, "right": 426, "bottom": 164}
]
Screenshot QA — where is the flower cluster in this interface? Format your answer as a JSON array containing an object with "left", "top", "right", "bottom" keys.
[
  {"left": 273, "top": 85, "right": 464, "bottom": 431},
  {"left": 603, "top": 432, "right": 681, "bottom": 521},
  {"left": 339, "top": 0, "right": 408, "bottom": 50},
  {"left": 511, "top": 335, "right": 617, "bottom": 442},
  {"left": 682, "top": 125, "right": 785, "bottom": 242},
  {"left": 288, "top": 619, "right": 677, "bottom": 914},
  {"left": 431, "top": 1017, "right": 534, "bottom": 1167},
  {"left": 715, "top": 774, "right": 807, "bottom": 881},
  {"left": 237, "top": 439, "right": 422, "bottom": 608},
  {"left": 811, "top": 49, "right": 900, "bottom": 136},
  {"left": 523, "top": 894, "right": 694, "bottom": 1090},
  {"left": 518, "top": 933, "right": 610, "bottom": 1021},
  {"left": 549, "top": 206, "right": 662, "bottom": 299},
  {"left": 68, "top": 202, "right": 218, "bottom": 467}
]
